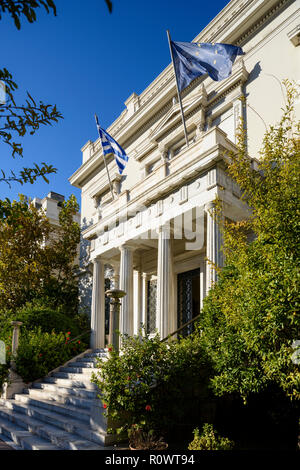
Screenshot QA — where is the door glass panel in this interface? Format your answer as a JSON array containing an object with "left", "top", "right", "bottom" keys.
[
  {"left": 147, "top": 279, "right": 157, "bottom": 334},
  {"left": 177, "top": 268, "right": 200, "bottom": 336}
]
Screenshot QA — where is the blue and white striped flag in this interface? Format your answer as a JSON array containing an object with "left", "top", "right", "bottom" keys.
[{"left": 95, "top": 115, "right": 129, "bottom": 175}]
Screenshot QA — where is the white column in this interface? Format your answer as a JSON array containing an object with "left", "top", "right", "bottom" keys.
[
  {"left": 205, "top": 202, "right": 223, "bottom": 293},
  {"left": 133, "top": 269, "right": 143, "bottom": 336},
  {"left": 156, "top": 226, "right": 172, "bottom": 339},
  {"left": 90, "top": 257, "right": 105, "bottom": 349},
  {"left": 200, "top": 259, "right": 206, "bottom": 310},
  {"left": 119, "top": 245, "right": 134, "bottom": 336},
  {"left": 141, "top": 273, "right": 150, "bottom": 334}
]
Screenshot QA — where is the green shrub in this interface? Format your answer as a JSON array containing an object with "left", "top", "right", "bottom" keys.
[
  {"left": 188, "top": 423, "right": 234, "bottom": 450},
  {"left": 7, "top": 302, "right": 85, "bottom": 336},
  {"left": 0, "top": 301, "right": 90, "bottom": 384},
  {"left": 91, "top": 329, "right": 210, "bottom": 442},
  {"left": 15, "top": 327, "right": 87, "bottom": 383}
]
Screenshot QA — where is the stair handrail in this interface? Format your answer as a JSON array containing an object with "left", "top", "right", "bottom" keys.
[
  {"left": 67, "top": 329, "right": 91, "bottom": 345},
  {"left": 161, "top": 313, "right": 201, "bottom": 343}
]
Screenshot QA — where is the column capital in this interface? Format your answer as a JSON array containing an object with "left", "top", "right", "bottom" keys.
[
  {"left": 92, "top": 255, "right": 110, "bottom": 265},
  {"left": 204, "top": 201, "right": 216, "bottom": 213},
  {"left": 91, "top": 255, "right": 103, "bottom": 264},
  {"left": 157, "top": 224, "right": 172, "bottom": 236},
  {"left": 119, "top": 243, "right": 136, "bottom": 253}
]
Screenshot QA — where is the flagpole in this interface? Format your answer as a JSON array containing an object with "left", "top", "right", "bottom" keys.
[
  {"left": 166, "top": 29, "right": 189, "bottom": 148},
  {"left": 94, "top": 114, "right": 115, "bottom": 201}
]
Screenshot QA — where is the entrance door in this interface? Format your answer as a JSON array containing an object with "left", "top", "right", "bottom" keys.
[{"left": 177, "top": 268, "right": 200, "bottom": 336}]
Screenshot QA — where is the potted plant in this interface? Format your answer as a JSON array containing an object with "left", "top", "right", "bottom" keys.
[{"left": 128, "top": 424, "right": 168, "bottom": 451}]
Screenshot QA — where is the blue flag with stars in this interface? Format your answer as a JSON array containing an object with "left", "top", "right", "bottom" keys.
[
  {"left": 171, "top": 41, "right": 244, "bottom": 92},
  {"left": 95, "top": 115, "right": 129, "bottom": 175}
]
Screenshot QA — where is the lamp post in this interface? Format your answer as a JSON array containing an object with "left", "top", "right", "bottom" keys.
[
  {"left": 105, "top": 289, "right": 126, "bottom": 353},
  {"left": 1, "top": 321, "right": 25, "bottom": 399}
]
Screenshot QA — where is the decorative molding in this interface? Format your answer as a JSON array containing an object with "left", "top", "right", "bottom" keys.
[
  {"left": 287, "top": 24, "right": 300, "bottom": 46},
  {"left": 179, "top": 186, "right": 188, "bottom": 205},
  {"left": 236, "top": 0, "right": 291, "bottom": 46}
]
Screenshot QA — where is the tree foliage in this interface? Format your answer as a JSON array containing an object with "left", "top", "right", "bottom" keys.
[
  {"left": 200, "top": 80, "right": 300, "bottom": 402},
  {"left": 0, "top": 194, "right": 80, "bottom": 311},
  {"left": 0, "top": 0, "right": 56, "bottom": 29}
]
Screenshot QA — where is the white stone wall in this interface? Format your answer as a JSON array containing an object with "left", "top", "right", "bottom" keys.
[{"left": 243, "top": 0, "right": 300, "bottom": 158}]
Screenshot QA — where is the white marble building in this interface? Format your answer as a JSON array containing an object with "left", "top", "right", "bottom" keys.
[
  {"left": 69, "top": 0, "right": 300, "bottom": 348},
  {"left": 32, "top": 191, "right": 81, "bottom": 265}
]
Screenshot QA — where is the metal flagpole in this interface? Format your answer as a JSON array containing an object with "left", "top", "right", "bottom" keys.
[
  {"left": 166, "top": 29, "right": 189, "bottom": 148},
  {"left": 95, "top": 114, "right": 115, "bottom": 201}
]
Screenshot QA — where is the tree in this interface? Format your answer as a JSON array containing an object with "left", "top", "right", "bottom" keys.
[
  {"left": 0, "top": 194, "right": 80, "bottom": 312},
  {"left": 199, "top": 80, "right": 300, "bottom": 402}
]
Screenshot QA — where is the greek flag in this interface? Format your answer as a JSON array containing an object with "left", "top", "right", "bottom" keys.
[
  {"left": 171, "top": 41, "right": 244, "bottom": 92},
  {"left": 95, "top": 115, "right": 129, "bottom": 175}
]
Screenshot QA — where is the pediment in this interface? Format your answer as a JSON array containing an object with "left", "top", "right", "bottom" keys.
[{"left": 149, "top": 85, "right": 207, "bottom": 143}]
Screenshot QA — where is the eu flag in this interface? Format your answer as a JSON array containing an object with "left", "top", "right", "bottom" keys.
[
  {"left": 95, "top": 115, "right": 129, "bottom": 175},
  {"left": 171, "top": 41, "right": 244, "bottom": 92}
]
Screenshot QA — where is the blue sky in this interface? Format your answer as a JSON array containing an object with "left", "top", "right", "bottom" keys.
[{"left": 0, "top": 0, "right": 229, "bottom": 208}]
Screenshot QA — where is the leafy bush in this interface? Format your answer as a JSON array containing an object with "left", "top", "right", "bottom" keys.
[
  {"left": 188, "top": 423, "right": 234, "bottom": 450},
  {"left": 15, "top": 327, "right": 87, "bottom": 383},
  {"left": 91, "top": 329, "right": 210, "bottom": 443},
  {"left": 8, "top": 302, "right": 86, "bottom": 336},
  {"left": 0, "top": 301, "right": 90, "bottom": 385}
]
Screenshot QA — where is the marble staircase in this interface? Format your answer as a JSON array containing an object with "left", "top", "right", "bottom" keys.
[{"left": 0, "top": 349, "right": 114, "bottom": 450}]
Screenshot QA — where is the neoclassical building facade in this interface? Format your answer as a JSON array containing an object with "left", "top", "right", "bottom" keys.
[{"left": 70, "top": 0, "right": 300, "bottom": 348}]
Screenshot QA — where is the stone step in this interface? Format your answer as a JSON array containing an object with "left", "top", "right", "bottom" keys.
[
  {"left": 0, "top": 433, "right": 22, "bottom": 450},
  {"left": 12, "top": 395, "right": 91, "bottom": 423},
  {"left": 31, "top": 382, "right": 98, "bottom": 399},
  {"left": 0, "top": 349, "right": 113, "bottom": 450},
  {"left": 23, "top": 388, "right": 95, "bottom": 410},
  {"left": 0, "top": 400, "right": 110, "bottom": 445},
  {"left": 0, "top": 416, "right": 61, "bottom": 450},
  {"left": 84, "top": 352, "right": 108, "bottom": 359},
  {"left": 51, "top": 371, "right": 95, "bottom": 380},
  {"left": 77, "top": 356, "right": 99, "bottom": 363},
  {"left": 67, "top": 361, "right": 97, "bottom": 368},
  {"left": 0, "top": 406, "right": 105, "bottom": 450},
  {"left": 43, "top": 376, "right": 98, "bottom": 389},
  {"left": 59, "top": 366, "right": 95, "bottom": 375}
]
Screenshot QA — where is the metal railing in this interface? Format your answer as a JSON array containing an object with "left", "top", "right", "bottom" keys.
[
  {"left": 161, "top": 313, "right": 201, "bottom": 343},
  {"left": 68, "top": 329, "right": 91, "bottom": 345}
]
